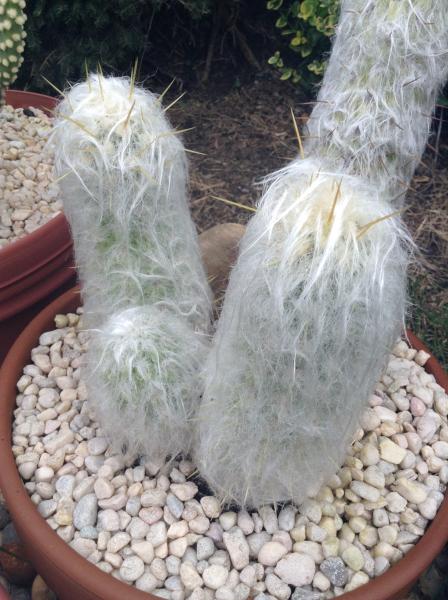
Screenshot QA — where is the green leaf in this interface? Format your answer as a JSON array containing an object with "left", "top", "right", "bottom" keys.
[
  {"left": 267, "top": 0, "right": 283, "bottom": 9},
  {"left": 299, "top": 0, "right": 315, "bottom": 20},
  {"left": 275, "top": 15, "right": 288, "bottom": 28},
  {"left": 280, "top": 68, "right": 292, "bottom": 80}
]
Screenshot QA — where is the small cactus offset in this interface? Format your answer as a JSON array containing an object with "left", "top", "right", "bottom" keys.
[
  {"left": 195, "top": 0, "right": 448, "bottom": 508},
  {"left": 0, "top": 0, "right": 26, "bottom": 106},
  {"left": 52, "top": 74, "right": 212, "bottom": 462}
]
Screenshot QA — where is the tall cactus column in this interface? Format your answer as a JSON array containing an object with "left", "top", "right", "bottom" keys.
[
  {"left": 52, "top": 75, "right": 212, "bottom": 461},
  {"left": 195, "top": 0, "right": 448, "bottom": 508},
  {"left": 0, "top": 0, "right": 27, "bottom": 106}
]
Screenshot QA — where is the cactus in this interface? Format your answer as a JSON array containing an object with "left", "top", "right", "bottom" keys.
[
  {"left": 0, "top": 0, "right": 26, "bottom": 106},
  {"left": 52, "top": 75, "right": 212, "bottom": 461},
  {"left": 195, "top": 0, "right": 448, "bottom": 508}
]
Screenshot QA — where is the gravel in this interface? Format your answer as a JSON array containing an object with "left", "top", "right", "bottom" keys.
[
  {"left": 11, "top": 312, "right": 448, "bottom": 599},
  {"left": 0, "top": 104, "right": 62, "bottom": 248}
]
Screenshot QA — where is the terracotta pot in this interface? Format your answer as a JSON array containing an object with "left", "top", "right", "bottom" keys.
[
  {"left": 0, "top": 289, "right": 447, "bottom": 600},
  {"left": 0, "top": 583, "right": 10, "bottom": 600},
  {"left": 0, "top": 90, "right": 75, "bottom": 365}
]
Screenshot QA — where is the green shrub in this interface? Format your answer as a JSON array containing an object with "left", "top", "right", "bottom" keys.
[
  {"left": 267, "top": 0, "right": 339, "bottom": 85},
  {"left": 17, "top": 0, "right": 212, "bottom": 93}
]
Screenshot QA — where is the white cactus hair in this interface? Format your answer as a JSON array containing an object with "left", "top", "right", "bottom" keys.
[
  {"left": 306, "top": 0, "right": 448, "bottom": 203},
  {"left": 196, "top": 159, "right": 413, "bottom": 506},
  {"left": 195, "top": 0, "right": 447, "bottom": 508},
  {"left": 52, "top": 73, "right": 212, "bottom": 460}
]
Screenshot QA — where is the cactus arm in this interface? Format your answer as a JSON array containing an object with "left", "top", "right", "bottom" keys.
[
  {"left": 195, "top": 1, "right": 447, "bottom": 507},
  {"left": 52, "top": 75, "right": 212, "bottom": 461}
]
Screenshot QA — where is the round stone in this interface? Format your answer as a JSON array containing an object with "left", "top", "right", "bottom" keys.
[
  {"left": 120, "top": 556, "right": 145, "bottom": 582},
  {"left": 274, "top": 553, "right": 316, "bottom": 587}
]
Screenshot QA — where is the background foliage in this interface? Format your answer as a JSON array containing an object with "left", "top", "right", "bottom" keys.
[
  {"left": 16, "top": 0, "right": 339, "bottom": 93},
  {"left": 267, "top": 0, "right": 339, "bottom": 84},
  {"left": 17, "top": 0, "right": 214, "bottom": 92}
]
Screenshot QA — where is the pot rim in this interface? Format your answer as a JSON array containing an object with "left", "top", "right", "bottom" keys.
[
  {"left": 0, "top": 90, "right": 66, "bottom": 265},
  {"left": 0, "top": 288, "right": 447, "bottom": 600}
]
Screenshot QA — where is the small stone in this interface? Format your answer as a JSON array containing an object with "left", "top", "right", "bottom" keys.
[
  {"left": 38, "top": 500, "right": 57, "bottom": 518},
  {"left": 265, "top": 573, "right": 291, "bottom": 600},
  {"left": 223, "top": 527, "right": 250, "bottom": 569},
  {"left": 346, "top": 571, "right": 370, "bottom": 591},
  {"left": 203, "top": 565, "right": 229, "bottom": 590},
  {"left": 73, "top": 494, "right": 97, "bottom": 529},
  {"left": 379, "top": 439, "right": 407, "bottom": 464},
  {"left": 168, "top": 520, "right": 189, "bottom": 539},
  {"left": 220, "top": 512, "right": 238, "bottom": 531},
  {"left": 35, "top": 467, "right": 54, "bottom": 483},
  {"left": 180, "top": 562, "right": 203, "bottom": 589},
  {"left": 31, "top": 574, "right": 57, "bottom": 600},
  {"left": 386, "top": 492, "right": 407, "bottom": 513},
  {"left": 259, "top": 506, "right": 278, "bottom": 533},
  {"left": 258, "top": 542, "right": 288, "bottom": 566},
  {"left": 55, "top": 475, "right": 75, "bottom": 498},
  {"left": 197, "top": 536, "right": 215, "bottom": 561},
  {"left": 147, "top": 521, "right": 167, "bottom": 547},
  {"left": 201, "top": 496, "right": 220, "bottom": 519},
  {"left": 166, "top": 493, "right": 184, "bottom": 519},
  {"left": 299, "top": 500, "right": 322, "bottom": 524},
  {"left": 70, "top": 537, "right": 96, "bottom": 558},
  {"left": 119, "top": 556, "right": 145, "bottom": 582},
  {"left": 374, "top": 556, "right": 390, "bottom": 576},
  {"left": 433, "top": 441, "right": 448, "bottom": 459},
  {"left": 107, "top": 532, "right": 131, "bottom": 553},
  {"left": 171, "top": 482, "right": 198, "bottom": 501},
  {"left": 359, "top": 444, "right": 380, "bottom": 466},
  {"left": 141, "top": 489, "right": 167, "bottom": 507},
  {"left": 97, "top": 509, "right": 120, "bottom": 532},
  {"left": 292, "top": 542, "right": 323, "bottom": 564},
  {"left": 247, "top": 532, "right": 271, "bottom": 558},
  {"left": 342, "top": 546, "right": 364, "bottom": 571},
  {"left": 395, "top": 478, "right": 428, "bottom": 504},
  {"left": 237, "top": 511, "right": 255, "bottom": 535},
  {"left": 418, "top": 497, "right": 438, "bottom": 520},
  {"left": 79, "top": 526, "right": 98, "bottom": 539},
  {"left": 94, "top": 478, "right": 114, "bottom": 500},
  {"left": 54, "top": 498, "right": 74, "bottom": 526},
  {"left": 19, "top": 462, "right": 37, "bottom": 480},
  {"left": 190, "top": 516, "right": 210, "bottom": 534},
  {"left": 320, "top": 557, "right": 348, "bottom": 587},
  {"left": 136, "top": 572, "right": 159, "bottom": 593},
  {"left": 131, "top": 541, "right": 155, "bottom": 564},
  {"left": 272, "top": 507, "right": 292, "bottom": 532},
  {"left": 240, "top": 565, "right": 256, "bottom": 588},
  {"left": 415, "top": 350, "right": 430, "bottom": 366},
  {"left": 169, "top": 536, "right": 188, "bottom": 558},
  {"left": 274, "top": 553, "right": 316, "bottom": 587}
]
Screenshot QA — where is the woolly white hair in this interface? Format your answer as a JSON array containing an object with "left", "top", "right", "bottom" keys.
[
  {"left": 195, "top": 159, "right": 412, "bottom": 506},
  {"left": 306, "top": 0, "right": 448, "bottom": 205},
  {"left": 195, "top": 0, "right": 447, "bottom": 508},
  {"left": 52, "top": 75, "right": 212, "bottom": 459},
  {"left": 89, "top": 306, "right": 209, "bottom": 460}
]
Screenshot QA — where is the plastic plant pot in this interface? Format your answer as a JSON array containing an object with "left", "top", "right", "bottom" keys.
[
  {"left": 0, "top": 284, "right": 447, "bottom": 599},
  {"left": 0, "top": 90, "right": 75, "bottom": 365}
]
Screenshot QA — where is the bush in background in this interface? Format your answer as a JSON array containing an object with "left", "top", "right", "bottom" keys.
[
  {"left": 17, "top": 0, "right": 213, "bottom": 93},
  {"left": 267, "top": 0, "right": 339, "bottom": 85}
]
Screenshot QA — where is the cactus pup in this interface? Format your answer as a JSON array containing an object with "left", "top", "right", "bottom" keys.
[
  {"left": 52, "top": 74, "right": 212, "bottom": 461},
  {"left": 195, "top": 0, "right": 448, "bottom": 508}
]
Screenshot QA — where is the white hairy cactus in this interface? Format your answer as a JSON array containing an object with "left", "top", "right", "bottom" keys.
[
  {"left": 195, "top": 0, "right": 448, "bottom": 507},
  {"left": 52, "top": 75, "right": 212, "bottom": 460}
]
